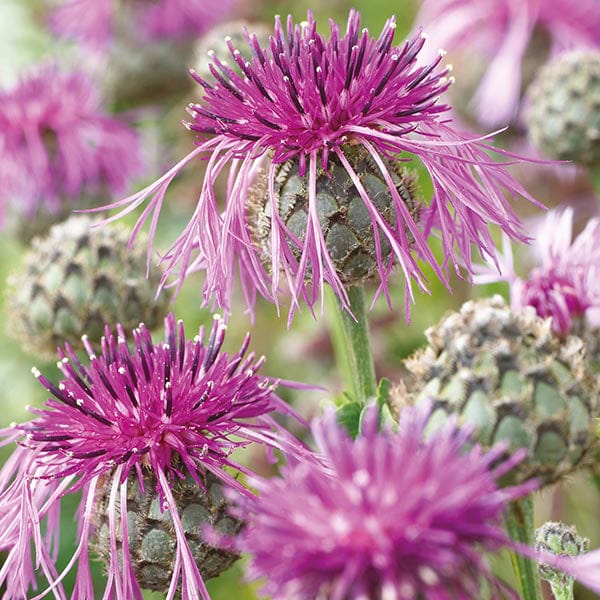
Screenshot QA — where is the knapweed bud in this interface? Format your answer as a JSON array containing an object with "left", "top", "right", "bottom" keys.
[
  {"left": 105, "top": 37, "right": 194, "bottom": 108},
  {"left": 536, "top": 521, "right": 589, "bottom": 593},
  {"left": 14, "top": 195, "right": 100, "bottom": 245},
  {"left": 6, "top": 215, "right": 169, "bottom": 359},
  {"left": 394, "top": 296, "right": 599, "bottom": 485},
  {"left": 525, "top": 50, "right": 600, "bottom": 166},
  {"left": 247, "top": 145, "right": 420, "bottom": 286},
  {"left": 92, "top": 464, "right": 242, "bottom": 592}
]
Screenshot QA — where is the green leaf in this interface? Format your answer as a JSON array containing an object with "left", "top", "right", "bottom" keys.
[
  {"left": 335, "top": 390, "right": 355, "bottom": 406},
  {"left": 336, "top": 401, "right": 363, "bottom": 439},
  {"left": 375, "top": 377, "right": 391, "bottom": 406},
  {"left": 376, "top": 377, "right": 397, "bottom": 428}
]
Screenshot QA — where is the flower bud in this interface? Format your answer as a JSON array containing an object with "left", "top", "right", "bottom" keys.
[
  {"left": 6, "top": 215, "right": 169, "bottom": 359},
  {"left": 394, "top": 296, "right": 600, "bottom": 485},
  {"left": 525, "top": 50, "right": 600, "bottom": 166},
  {"left": 535, "top": 521, "right": 589, "bottom": 589}
]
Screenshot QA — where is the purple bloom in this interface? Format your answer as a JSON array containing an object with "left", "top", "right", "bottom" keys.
[
  {"left": 51, "top": 0, "right": 238, "bottom": 48},
  {"left": 414, "top": 0, "right": 600, "bottom": 127},
  {"left": 474, "top": 208, "right": 600, "bottom": 336},
  {"left": 0, "top": 64, "right": 143, "bottom": 225},
  {"left": 229, "top": 404, "right": 600, "bottom": 599},
  {"left": 230, "top": 403, "right": 539, "bottom": 599},
  {"left": 102, "top": 11, "right": 541, "bottom": 321},
  {"left": 0, "top": 314, "right": 304, "bottom": 600}
]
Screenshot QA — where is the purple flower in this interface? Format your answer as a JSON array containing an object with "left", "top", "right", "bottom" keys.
[
  {"left": 474, "top": 208, "right": 600, "bottom": 336},
  {"left": 0, "top": 314, "right": 304, "bottom": 600},
  {"left": 414, "top": 0, "right": 600, "bottom": 127},
  {"left": 230, "top": 403, "right": 539, "bottom": 599},
  {"left": 229, "top": 404, "right": 600, "bottom": 599},
  {"left": 51, "top": 0, "right": 238, "bottom": 48},
  {"left": 0, "top": 64, "right": 143, "bottom": 225},
  {"left": 103, "top": 11, "right": 540, "bottom": 321}
]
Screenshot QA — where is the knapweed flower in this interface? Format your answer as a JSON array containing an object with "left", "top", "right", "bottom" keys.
[
  {"left": 0, "top": 313, "right": 304, "bottom": 599},
  {"left": 103, "top": 10, "right": 541, "bottom": 321},
  {"left": 228, "top": 403, "right": 600, "bottom": 599},
  {"left": 52, "top": 0, "right": 238, "bottom": 48},
  {"left": 414, "top": 0, "right": 600, "bottom": 127},
  {"left": 474, "top": 208, "right": 600, "bottom": 336},
  {"left": 0, "top": 64, "right": 142, "bottom": 226},
  {"left": 228, "top": 402, "right": 537, "bottom": 599}
]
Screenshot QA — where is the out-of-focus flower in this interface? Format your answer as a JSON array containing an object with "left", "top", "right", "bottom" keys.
[
  {"left": 0, "top": 64, "right": 142, "bottom": 226},
  {"left": 414, "top": 0, "right": 600, "bottom": 127},
  {"left": 228, "top": 403, "right": 600, "bottom": 599},
  {"left": 102, "top": 10, "right": 540, "bottom": 321},
  {"left": 230, "top": 402, "right": 538, "bottom": 599},
  {"left": 0, "top": 314, "right": 304, "bottom": 600},
  {"left": 474, "top": 208, "right": 600, "bottom": 336},
  {"left": 51, "top": 0, "right": 238, "bottom": 48}
]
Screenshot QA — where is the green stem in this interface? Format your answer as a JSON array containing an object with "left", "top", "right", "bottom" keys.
[
  {"left": 505, "top": 497, "right": 543, "bottom": 600},
  {"left": 327, "top": 285, "right": 377, "bottom": 405},
  {"left": 591, "top": 167, "right": 600, "bottom": 198}
]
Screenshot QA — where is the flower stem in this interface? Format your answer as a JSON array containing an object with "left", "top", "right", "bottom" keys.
[
  {"left": 591, "top": 167, "right": 600, "bottom": 198},
  {"left": 505, "top": 497, "right": 543, "bottom": 600},
  {"left": 327, "top": 285, "right": 377, "bottom": 405}
]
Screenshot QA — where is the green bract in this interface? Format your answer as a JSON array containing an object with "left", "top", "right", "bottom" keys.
[
  {"left": 394, "top": 296, "right": 600, "bottom": 485},
  {"left": 7, "top": 215, "right": 169, "bottom": 359},
  {"left": 525, "top": 50, "right": 600, "bottom": 166}
]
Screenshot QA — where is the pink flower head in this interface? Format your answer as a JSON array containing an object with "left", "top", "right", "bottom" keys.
[
  {"left": 228, "top": 403, "right": 600, "bottom": 599},
  {"left": 414, "top": 0, "right": 600, "bottom": 127},
  {"left": 102, "top": 10, "right": 541, "bottom": 322},
  {"left": 52, "top": 0, "right": 238, "bottom": 48},
  {"left": 0, "top": 64, "right": 143, "bottom": 225},
  {"left": 0, "top": 314, "right": 304, "bottom": 599},
  {"left": 230, "top": 403, "right": 538, "bottom": 599},
  {"left": 474, "top": 208, "right": 600, "bottom": 336}
]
